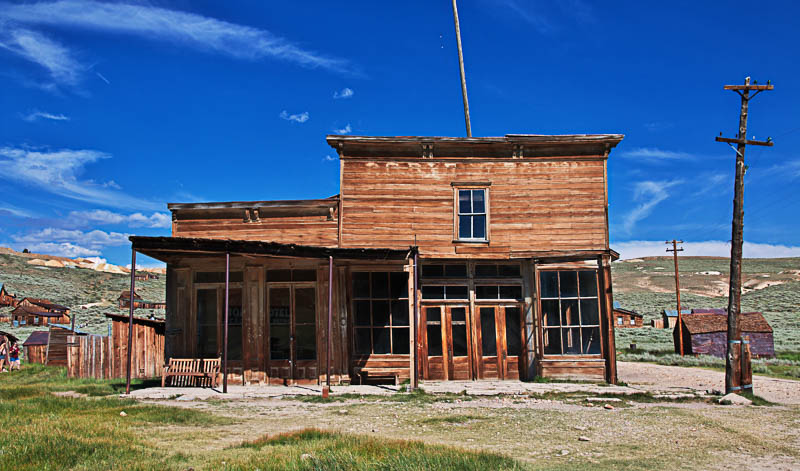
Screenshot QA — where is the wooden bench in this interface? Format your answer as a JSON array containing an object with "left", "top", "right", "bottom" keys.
[
  {"left": 162, "top": 358, "right": 221, "bottom": 388},
  {"left": 354, "top": 367, "right": 400, "bottom": 385}
]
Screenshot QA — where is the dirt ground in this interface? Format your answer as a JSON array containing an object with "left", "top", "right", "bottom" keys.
[{"left": 128, "top": 363, "right": 800, "bottom": 470}]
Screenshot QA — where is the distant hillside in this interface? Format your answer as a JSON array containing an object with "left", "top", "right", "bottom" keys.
[{"left": 0, "top": 250, "right": 165, "bottom": 342}]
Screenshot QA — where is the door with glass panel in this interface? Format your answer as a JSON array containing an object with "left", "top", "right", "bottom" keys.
[
  {"left": 474, "top": 305, "right": 523, "bottom": 380},
  {"left": 267, "top": 283, "right": 317, "bottom": 383},
  {"left": 422, "top": 305, "right": 472, "bottom": 380}
]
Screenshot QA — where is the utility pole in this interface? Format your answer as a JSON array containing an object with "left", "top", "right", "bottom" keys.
[
  {"left": 451, "top": 0, "right": 472, "bottom": 137},
  {"left": 666, "top": 240, "right": 684, "bottom": 356},
  {"left": 715, "top": 76, "right": 773, "bottom": 394}
]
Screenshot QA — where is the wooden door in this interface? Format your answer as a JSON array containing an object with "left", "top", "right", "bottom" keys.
[
  {"left": 267, "top": 283, "right": 317, "bottom": 384},
  {"left": 474, "top": 305, "right": 523, "bottom": 380},
  {"left": 422, "top": 306, "right": 446, "bottom": 380},
  {"left": 422, "top": 305, "right": 472, "bottom": 380}
]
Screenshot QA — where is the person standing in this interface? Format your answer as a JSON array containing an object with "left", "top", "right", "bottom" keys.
[{"left": 8, "top": 342, "right": 20, "bottom": 371}]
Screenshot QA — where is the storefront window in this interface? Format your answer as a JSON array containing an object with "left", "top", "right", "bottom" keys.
[{"left": 540, "top": 270, "right": 601, "bottom": 355}]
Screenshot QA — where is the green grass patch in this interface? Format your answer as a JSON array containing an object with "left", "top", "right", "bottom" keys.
[{"left": 419, "top": 414, "right": 484, "bottom": 425}]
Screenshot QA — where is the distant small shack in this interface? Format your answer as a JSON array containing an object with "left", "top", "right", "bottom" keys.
[
  {"left": 134, "top": 272, "right": 159, "bottom": 281},
  {"left": 46, "top": 324, "right": 88, "bottom": 366},
  {"left": 674, "top": 312, "right": 774, "bottom": 358},
  {"left": 612, "top": 301, "right": 643, "bottom": 328},
  {"left": 23, "top": 331, "right": 49, "bottom": 364},
  {"left": 661, "top": 308, "right": 691, "bottom": 329},
  {"left": 0, "top": 284, "right": 17, "bottom": 308},
  {"left": 117, "top": 290, "right": 166, "bottom": 310}
]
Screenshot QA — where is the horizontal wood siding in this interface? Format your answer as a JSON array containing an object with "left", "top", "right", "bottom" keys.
[
  {"left": 173, "top": 215, "right": 338, "bottom": 246},
  {"left": 341, "top": 159, "right": 607, "bottom": 256}
]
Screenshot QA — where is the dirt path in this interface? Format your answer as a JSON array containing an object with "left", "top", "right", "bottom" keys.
[{"left": 618, "top": 361, "right": 800, "bottom": 405}]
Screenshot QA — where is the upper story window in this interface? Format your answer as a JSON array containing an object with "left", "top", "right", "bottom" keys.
[{"left": 456, "top": 188, "right": 488, "bottom": 241}]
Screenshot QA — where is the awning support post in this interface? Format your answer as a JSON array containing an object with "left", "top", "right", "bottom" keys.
[
  {"left": 223, "top": 252, "right": 230, "bottom": 393},
  {"left": 327, "top": 255, "right": 333, "bottom": 388},
  {"left": 125, "top": 248, "right": 136, "bottom": 395},
  {"left": 411, "top": 248, "right": 420, "bottom": 391}
]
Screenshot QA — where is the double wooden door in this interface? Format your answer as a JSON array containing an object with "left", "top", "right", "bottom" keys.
[
  {"left": 422, "top": 304, "right": 523, "bottom": 380},
  {"left": 267, "top": 283, "right": 317, "bottom": 383}
]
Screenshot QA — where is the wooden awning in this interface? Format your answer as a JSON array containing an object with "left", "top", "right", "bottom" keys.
[{"left": 129, "top": 236, "right": 416, "bottom": 263}]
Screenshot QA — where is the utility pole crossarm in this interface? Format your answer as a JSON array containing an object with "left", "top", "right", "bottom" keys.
[
  {"left": 723, "top": 84, "right": 774, "bottom": 91},
  {"left": 715, "top": 137, "right": 773, "bottom": 147}
]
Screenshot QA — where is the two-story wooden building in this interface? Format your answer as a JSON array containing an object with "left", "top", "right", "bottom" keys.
[
  {"left": 131, "top": 134, "right": 623, "bottom": 385},
  {"left": 11, "top": 298, "right": 70, "bottom": 327},
  {"left": 0, "top": 284, "right": 17, "bottom": 308}
]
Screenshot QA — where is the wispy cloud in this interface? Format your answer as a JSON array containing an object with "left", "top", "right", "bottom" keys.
[
  {"left": 614, "top": 240, "right": 800, "bottom": 259},
  {"left": 333, "top": 87, "right": 354, "bottom": 99},
  {"left": 0, "top": 146, "right": 159, "bottom": 210},
  {"left": 488, "top": 0, "right": 594, "bottom": 34},
  {"left": 333, "top": 123, "right": 352, "bottom": 134},
  {"left": 323, "top": 154, "right": 337, "bottom": 162},
  {"left": 619, "top": 147, "right": 694, "bottom": 161},
  {"left": 622, "top": 179, "right": 683, "bottom": 234},
  {"left": 21, "top": 109, "right": 69, "bottom": 122},
  {"left": 280, "top": 110, "right": 309, "bottom": 123},
  {"left": 95, "top": 71, "right": 110, "bottom": 84},
  {"left": 10, "top": 227, "right": 129, "bottom": 257},
  {"left": 0, "top": 0, "right": 355, "bottom": 87},
  {"left": 67, "top": 210, "right": 171, "bottom": 229},
  {"left": 0, "top": 25, "right": 82, "bottom": 85}
]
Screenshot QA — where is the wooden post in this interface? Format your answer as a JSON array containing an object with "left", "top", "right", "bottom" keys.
[
  {"left": 666, "top": 240, "right": 684, "bottom": 355},
  {"left": 716, "top": 77, "right": 773, "bottom": 394},
  {"left": 451, "top": 0, "right": 472, "bottom": 137},
  {"left": 125, "top": 248, "right": 136, "bottom": 394},
  {"left": 410, "top": 249, "right": 420, "bottom": 390},
  {"left": 223, "top": 252, "right": 230, "bottom": 393},
  {"left": 326, "top": 255, "right": 333, "bottom": 389}
]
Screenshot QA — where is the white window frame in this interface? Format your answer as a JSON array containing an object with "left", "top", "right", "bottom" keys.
[{"left": 453, "top": 186, "right": 489, "bottom": 242}]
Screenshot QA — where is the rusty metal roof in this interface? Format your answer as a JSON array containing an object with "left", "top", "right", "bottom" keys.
[
  {"left": 682, "top": 312, "right": 772, "bottom": 335},
  {"left": 23, "top": 331, "right": 49, "bottom": 346}
]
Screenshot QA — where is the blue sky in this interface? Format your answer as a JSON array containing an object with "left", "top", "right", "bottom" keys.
[{"left": 1, "top": 0, "right": 799, "bottom": 266}]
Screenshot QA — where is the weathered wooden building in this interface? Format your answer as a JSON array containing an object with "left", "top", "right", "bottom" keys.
[
  {"left": 11, "top": 305, "right": 70, "bottom": 326},
  {"left": 117, "top": 290, "right": 166, "bottom": 310},
  {"left": 131, "top": 134, "right": 623, "bottom": 385},
  {"left": 0, "top": 284, "right": 17, "bottom": 308},
  {"left": 135, "top": 272, "right": 160, "bottom": 281},
  {"left": 674, "top": 312, "right": 774, "bottom": 358},
  {"left": 612, "top": 302, "right": 643, "bottom": 328},
  {"left": 45, "top": 324, "right": 87, "bottom": 366},
  {"left": 661, "top": 308, "right": 691, "bottom": 329},
  {"left": 104, "top": 312, "right": 165, "bottom": 378},
  {"left": 23, "top": 331, "right": 49, "bottom": 364}
]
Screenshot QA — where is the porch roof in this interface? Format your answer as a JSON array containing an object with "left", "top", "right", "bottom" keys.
[{"left": 129, "top": 236, "right": 416, "bottom": 262}]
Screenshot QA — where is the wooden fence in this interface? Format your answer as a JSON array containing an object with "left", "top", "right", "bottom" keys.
[{"left": 66, "top": 335, "right": 115, "bottom": 379}]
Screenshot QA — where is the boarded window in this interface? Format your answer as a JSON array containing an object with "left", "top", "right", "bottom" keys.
[
  {"left": 540, "top": 270, "right": 601, "bottom": 356},
  {"left": 456, "top": 188, "right": 488, "bottom": 241},
  {"left": 421, "top": 285, "right": 468, "bottom": 300},
  {"left": 352, "top": 271, "right": 409, "bottom": 355}
]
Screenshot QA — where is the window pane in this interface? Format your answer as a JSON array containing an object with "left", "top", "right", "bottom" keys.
[
  {"left": 475, "top": 264, "right": 498, "bottom": 277},
  {"left": 427, "top": 325, "right": 442, "bottom": 356},
  {"left": 295, "top": 287, "right": 316, "bottom": 324},
  {"left": 270, "top": 325, "right": 290, "bottom": 360},
  {"left": 540, "top": 272, "right": 559, "bottom": 298},
  {"left": 422, "top": 264, "right": 444, "bottom": 278},
  {"left": 227, "top": 289, "right": 243, "bottom": 361},
  {"left": 354, "top": 300, "right": 371, "bottom": 326},
  {"left": 617, "top": 317, "right": 623, "bottom": 325},
  {"left": 458, "top": 190, "right": 472, "bottom": 213},
  {"left": 373, "top": 328, "right": 390, "bottom": 354},
  {"left": 390, "top": 272, "right": 408, "bottom": 298},
  {"left": 582, "top": 327, "right": 601, "bottom": 354},
  {"left": 372, "top": 272, "right": 389, "bottom": 298},
  {"left": 355, "top": 328, "right": 371, "bottom": 355},
  {"left": 422, "top": 285, "right": 444, "bottom": 299},
  {"left": 562, "top": 327, "right": 582, "bottom": 354},
  {"left": 293, "top": 269, "right": 316, "bottom": 282},
  {"left": 446, "top": 285, "right": 468, "bottom": 299},
  {"left": 505, "top": 307, "right": 521, "bottom": 356},
  {"left": 499, "top": 285, "right": 522, "bottom": 300},
  {"left": 579, "top": 271, "right": 598, "bottom": 297},
  {"left": 195, "top": 272, "right": 224, "bottom": 283},
  {"left": 353, "top": 272, "right": 370, "bottom": 298},
  {"left": 561, "top": 299, "right": 579, "bottom": 326},
  {"left": 372, "top": 300, "right": 390, "bottom": 326},
  {"left": 472, "top": 189, "right": 486, "bottom": 213},
  {"left": 445, "top": 264, "right": 468, "bottom": 277},
  {"left": 295, "top": 325, "right": 316, "bottom": 360},
  {"left": 392, "top": 300, "right": 409, "bottom": 326},
  {"left": 392, "top": 328, "right": 409, "bottom": 354},
  {"left": 267, "top": 270, "right": 291, "bottom": 282},
  {"left": 544, "top": 328, "right": 562, "bottom": 354},
  {"left": 498, "top": 264, "right": 521, "bottom": 278},
  {"left": 560, "top": 271, "right": 578, "bottom": 298},
  {"left": 269, "top": 288, "right": 290, "bottom": 325},
  {"left": 472, "top": 215, "right": 486, "bottom": 239},
  {"left": 426, "top": 307, "right": 441, "bottom": 324},
  {"left": 480, "top": 307, "right": 497, "bottom": 356},
  {"left": 476, "top": 285, "right": 498, "bottom": 299},
  {"left": 541, "top": 300, "right": 560, "bottom": 327},
  {"left": 580, "top": 299, "right": 600, "bottom": 325},
  {"left": 459, "top": 215, "right": 471, "bottom": 239},
  {"left": 452, "top": 325, "right": 468, "bottom": 357},
  {"left": 451, "top": 307, "right": 466, "bottom": 322}
]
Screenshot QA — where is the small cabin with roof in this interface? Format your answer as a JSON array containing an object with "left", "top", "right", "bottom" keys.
[
  {"left": 117, "top": 290, "right": 166, "bottom": 310},
  {"left": 674, "top": 312, "right": 774, "bottom": 358},
  {"left": 661, "top": 308, "right": 691, "bottom": 329},
  {"left": 612, "top": 302, "right": 643, "bottom": 328},
  {"left": 0, "top": 284, "right": 17, "bottom": 308},
  {"left": 23, "top": 331, "right": 49, "bottom": 364}
]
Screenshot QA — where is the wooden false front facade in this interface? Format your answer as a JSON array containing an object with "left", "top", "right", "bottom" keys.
[{"left": 135, "top": 134, "right": 623, "bottom": 385}]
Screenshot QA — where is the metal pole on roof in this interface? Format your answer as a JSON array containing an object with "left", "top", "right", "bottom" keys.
[
  {"left": 223, "top": 252, "right": 230, "bottom": 393},
  {"left": 125, "top": 248, "right": 136, "bottom": 395},
  {"left": 451, "top": 0, "right": 472, "bottom": 137}
]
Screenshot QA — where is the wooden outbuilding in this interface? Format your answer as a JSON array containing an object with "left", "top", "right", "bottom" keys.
[
  {"left": 661, "top": 308, "right": 691, "bottom": 329},
  {"left": 612, "top": 301, "right": 643, "bottom": 328},
  {"left": 45, "top": 324, "right": 87, "bottom": 366},
  {"left": 23, "top": 331, "right": 49, "bottom": 364},
  {"left": 104, "top": 313, "right": 165, "bottom": 378},
  {"left": 135, "top": 272, "right": 159, "bottom": 281},
  {"left": 117, "top": 291, "right": 166, "bottom": 310},
  {"left": 130, "top": 133, "right": 625, "bottom": 385},
  {"left": 0, "top": 284, "right": 17, "bottom": 307},
  {"left": 11, "top": 305, "right": 70, "bottom": 326},
  {"left": 674, "top": 312, "right": 774, "bottom": 358}
]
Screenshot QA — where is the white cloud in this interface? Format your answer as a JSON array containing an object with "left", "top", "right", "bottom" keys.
[
  {"left": 280, "top": 110, "right": 309, "bottom": 123},
  {"left": 68, "top": 210, "right": 171, "bottom": 228},
  {"left": 0, "top": 0, "right": 354, "bottom": 85},
  {"left": 622, "top": 180, "right": 683, "bottom": 234},
  {"left": 333, "top": 123, "right": 352, "bottom": 134},
  {"left": 333, "top": 87, "right": 354, "bottom": 99},
  {"left": 10, "top": 227, "right": 130, "bottom": 257},
  {"left": 323, "top": 154, "right": 337, "bottom": 162},
  {"left": 619, "top": 147, "right": 694, "bottom": 161},
  {"left": 22, "top": 109, "right": 70, "bottom": 122},
  {"left": 614, "top": 240, "right": 800, "bottom": 260},
  {"left": 0, "top": 25, "right": 82, "bottom": 85},
  {"left": 15, "top": 241, "right": 100, "bottom": 258}
]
